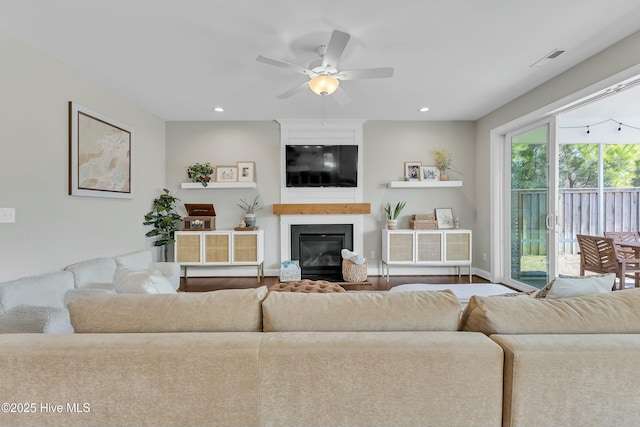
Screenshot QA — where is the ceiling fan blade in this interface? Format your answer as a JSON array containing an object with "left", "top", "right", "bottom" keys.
[
  {"left": 322, "top": 30, "right": 351, "bottom": 69},
  {"left": 256, "top": 55, "right": 314, "bottom": 76},
  {"left": 336, "top": 67, "right": 394, "bottom": 80},
  {"left": 277, "top": 81, "right": 310, "bottom": 99},
  {"left": 332, "top": 86, "right": 351, "bottom": 105}
]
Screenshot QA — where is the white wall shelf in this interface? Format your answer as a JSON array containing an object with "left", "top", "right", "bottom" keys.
[
  {"left": 387, "top": 180, "right": 462, "bottom": 188},
  {"left": 181, "top": 182, "right": 257, "bottom": 189}
]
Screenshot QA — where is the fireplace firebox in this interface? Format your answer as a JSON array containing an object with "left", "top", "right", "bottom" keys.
[{"left": 290, "top": 224, "right": 353, "bottom": 281}]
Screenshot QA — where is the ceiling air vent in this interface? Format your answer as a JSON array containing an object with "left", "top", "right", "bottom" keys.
[{"left": 530, "top": 49, "right": 566, "bottom": 68}]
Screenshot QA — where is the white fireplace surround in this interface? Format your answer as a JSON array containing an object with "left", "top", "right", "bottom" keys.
[
  {"left": 277, "top": 119, "right": 365, "bottom": 262},
  {"left": 280, "top": 215, "right": 364, "bottom": 263}
]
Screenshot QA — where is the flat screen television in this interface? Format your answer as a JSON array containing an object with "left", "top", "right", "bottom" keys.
[{"left": 285, "top": 145, "right": 358, "bottom": 188}]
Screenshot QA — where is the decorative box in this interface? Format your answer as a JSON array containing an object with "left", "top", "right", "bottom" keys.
[
  {"left": 279, "top": 260, "right": 301, "bottom": 282},
  {"left": 183, "top": 204, "right": 216, "bottom": 231},
  {"left": 412, "top": 214, "right": 436, "bottom": 220},
  {"left": 410, "top": 219, "right": 438, "bottom": 230}
]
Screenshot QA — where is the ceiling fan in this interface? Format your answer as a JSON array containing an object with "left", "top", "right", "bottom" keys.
[{"left": 256, "top": 30, "right": 394, "bottom": 104}]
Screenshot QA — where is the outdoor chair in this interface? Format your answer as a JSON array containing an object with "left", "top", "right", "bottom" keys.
[{"left": 576, "top": 234, "right": 640, "bottom": 290}]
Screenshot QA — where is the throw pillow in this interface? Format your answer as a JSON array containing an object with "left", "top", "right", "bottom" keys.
[
  {"left": 113, "top": 265, "right": 176, "bottom": 294},
  {"left": 533, "top": 273, "right": 615, "bottom": 299}
]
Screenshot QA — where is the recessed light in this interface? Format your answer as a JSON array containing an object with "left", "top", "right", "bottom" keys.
[
  {"left": 419, "top": 107, "right": 430, "bottom": 112},
  {"left": 213, "top": 107, "right": 224, "bottom": 112}
]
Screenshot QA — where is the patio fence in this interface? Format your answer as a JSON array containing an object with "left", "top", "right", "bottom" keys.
[{"left": 515, "top": 188, "right": 640, "bottom": 256}]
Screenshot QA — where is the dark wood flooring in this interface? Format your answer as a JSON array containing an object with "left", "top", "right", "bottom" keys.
[{"left": 180, "top": 275, "right": 491, "bottom": 292}]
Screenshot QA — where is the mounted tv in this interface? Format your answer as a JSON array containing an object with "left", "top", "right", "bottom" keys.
[{"left": 286, "top": 145, "right": 358, "bottom": 188}]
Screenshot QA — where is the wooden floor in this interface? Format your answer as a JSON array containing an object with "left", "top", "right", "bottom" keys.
[{"left": 180, "top": 275, "right": 491, "bottom": 292}]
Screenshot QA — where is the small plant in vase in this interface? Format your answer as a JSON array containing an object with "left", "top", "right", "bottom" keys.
[
  {"left": 384, "top": 201, "right": 406, "bottom": 230},
  {"left": 434, "top": 149, "right": 452, "bottom": 181},
  {"left": 187, "top": 162, "right": 214, "bottom": 187},
  {"left": 237, "top": 196, "right": 263, "bottom": 228}
]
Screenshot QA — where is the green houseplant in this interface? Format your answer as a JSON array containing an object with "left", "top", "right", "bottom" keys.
[
  {"left": 384, "top": 201, "right": 406, "bottom": 229},
  {"left": 237, "top": 196, "right": 264, "bottom": 228},
  {"left": 187, "top": 162, "right": 214, "bottom": 187},
  {"left": 143, "top": 189, "right": 182, "bottom": 261},
  {"left": 434, "top": 149, "right": 452, "bottom": 181}
]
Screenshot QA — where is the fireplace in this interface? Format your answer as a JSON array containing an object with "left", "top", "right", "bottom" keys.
[{"left": 291, "top": 224, "right": 353, "bottom": 281}]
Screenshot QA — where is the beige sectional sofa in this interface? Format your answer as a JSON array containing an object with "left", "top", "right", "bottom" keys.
[{"left": 1, "top": 284, "right": 640, "bottom": 427}]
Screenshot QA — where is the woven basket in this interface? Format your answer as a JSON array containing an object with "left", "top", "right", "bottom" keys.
[{"left": 342, "top": 259, "right": 368, "bottom": 282}]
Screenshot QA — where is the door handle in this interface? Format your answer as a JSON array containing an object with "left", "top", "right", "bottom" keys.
[{"left": 545, "top": 214, "right": 554, "bottom": 230}]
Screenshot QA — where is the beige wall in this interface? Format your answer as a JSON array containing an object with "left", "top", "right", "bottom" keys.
[
  {"left": 166, "top": 120, "right": 475, "bottom": 274},
  {"left": 0, "top": 28, "right": 166, "bottom": 281}
]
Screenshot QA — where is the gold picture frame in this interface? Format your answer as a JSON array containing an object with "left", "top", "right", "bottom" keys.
[{"left": 69, "top": 102, "right": 133, "bottom": 198}]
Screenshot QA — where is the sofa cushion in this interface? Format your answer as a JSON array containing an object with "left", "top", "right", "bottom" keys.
[
  {"left": 64, "top": 256, "right": 117, "bottom": 289},
  {"left": 0, "top": 306, "right": 73, "bottom": 334},
  {"left": 533, "top": 273, "right": 615, "bottom": 298},
  {"left": 114, "top": 249, "right": 153, "bottom": 269},
  {"left": 113, "top": 265, "right": 176, "bottom": 294},
  {"left": 262, "top": 289, "right": 461, "bottom": 332},
  {"left": 460, "top": 288, "right": 640, "bottom": 335},
  {"left": 0, "top": 271, "right": 74, "bottom": 313},
  {"left": 69, "top": 286, "right": 269, "bottom": 333}
]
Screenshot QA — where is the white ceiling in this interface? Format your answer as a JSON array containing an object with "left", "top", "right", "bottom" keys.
[{"left": 1, "top": 0, "right": 640, "bottom": 122}]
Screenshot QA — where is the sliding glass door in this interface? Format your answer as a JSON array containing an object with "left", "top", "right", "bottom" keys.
[{"left": 506, "top": 119, "right": 558, "bottom": 288}]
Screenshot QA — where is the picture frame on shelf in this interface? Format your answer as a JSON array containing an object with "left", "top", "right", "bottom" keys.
[
  {"left": 215, "top": 165, "right": 237, "bottom": 182},
  {"left": 68, "top": 102, "right": 134, "bottom": 199},
  {"left": 404, "top": 161, "right": 422, "bottom": 181},
  {"left": 237, "top": 161, "right": 255, "bottom": 182},
  {"left": 420, "top": 166, "right": 440, "bottom": 181},
  {"left": 435, "top": 208, "right": 454, "bottom": 229}
]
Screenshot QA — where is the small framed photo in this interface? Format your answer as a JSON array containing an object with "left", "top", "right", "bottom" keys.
[
  {"left": 215, "top": 165, "right": 237, "bottom": 182},
  {"left": 435, "top": 208, "right": 454, "bottom": 229},
  {"left": 420, "top": 166, "right": 440, "bottom": 181},
  {"left": 404, "top": 161, "right": 422, "bottom": 180},
  {"left": 237, "top": 161, "right": 255, "bottom": 182}
]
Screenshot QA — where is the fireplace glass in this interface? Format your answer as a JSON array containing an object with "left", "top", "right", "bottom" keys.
[{"left": 291, "top": 224, "right": 353, "bottom": 281}]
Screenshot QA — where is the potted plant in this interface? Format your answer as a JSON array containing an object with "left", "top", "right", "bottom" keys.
[
  {"left": 434, "top": 149, "right": 452, "bottom": 181},
  {"left": 237, "top": 195, "right": 263, "bottom": 228},
  {"left": 143, "top": 189, "right": 182, "bottom": 261},
  {"left": 187, "top": 162, "right": 214, "bottom": 187},
  {"left": 384, "top": 201, "right": 406, "bottom": 230}
]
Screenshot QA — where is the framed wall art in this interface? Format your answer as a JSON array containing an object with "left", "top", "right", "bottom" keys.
[
  {"left": 237, "top": 161, "right": 255, "bottom": 182},
  {"left": 435, "top": 208, "right": 454, "bottom": 229},
  {"left": 216, "top": 165, "right": 238, "bottom": 182},
  {"left": 69, "top": 102, "right": 134, "bottom": 198},
  {"left": 404, "top": 161, "right": 422, "bottom": 180},
  {"left": 420, "top": 166, "right": 440, "bottom": 181}
]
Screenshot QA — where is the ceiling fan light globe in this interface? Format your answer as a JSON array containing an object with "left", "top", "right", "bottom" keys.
[{"left": 309, "top": 75, "right": 339, "bottom": 96}]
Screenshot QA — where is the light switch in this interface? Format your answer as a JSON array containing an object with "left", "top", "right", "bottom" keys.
[{"left": 0, "top": 208, "right": 16, "bottom": 223}]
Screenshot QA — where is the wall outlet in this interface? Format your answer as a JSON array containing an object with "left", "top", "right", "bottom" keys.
[
  {"left": 482, "top": 252, "right": 487, "bottom": 262},
  {"left": 0, "top": 208, "right": 15, "bottom": 223},
  {"left": 370, "top": 251, "right": 376, "bottom": 260}
]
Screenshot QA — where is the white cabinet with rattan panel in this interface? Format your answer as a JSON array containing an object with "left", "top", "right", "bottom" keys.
[
  {"left": 175, "top": 230, "right": 264, "bottom": 282},
  {"left": 382, "top": 229, "right": 471, "bottom": 282}
]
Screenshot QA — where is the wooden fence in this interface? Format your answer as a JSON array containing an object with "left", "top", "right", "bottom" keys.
[{"left": 515, "top": 188, "right": 640, "bottom": 255}]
